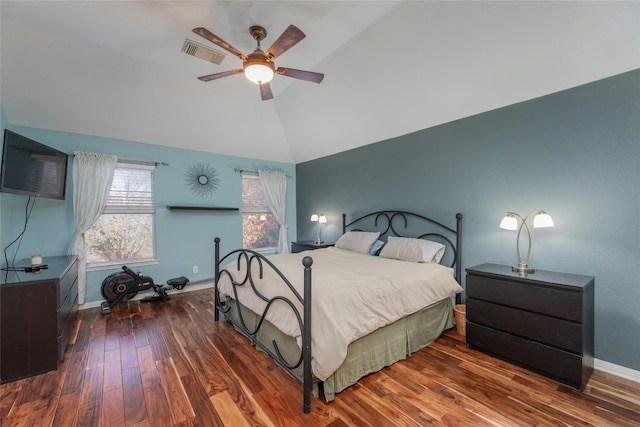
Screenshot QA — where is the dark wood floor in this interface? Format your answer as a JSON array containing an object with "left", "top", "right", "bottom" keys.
[{"left": 1, "top": 288, "right": 639, "bottom": 426}]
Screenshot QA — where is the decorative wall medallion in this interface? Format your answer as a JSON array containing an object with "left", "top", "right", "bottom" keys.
[{"left": 184, "top": 163, "right": 220, "bottom": 197}]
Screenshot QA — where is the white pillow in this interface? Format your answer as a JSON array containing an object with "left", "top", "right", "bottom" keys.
[
  {"left": 334, "top": 231, "right": 381, "bottom": 254},
  {"left": 378, "top": 236, "right": 446, "bottom": 263}
]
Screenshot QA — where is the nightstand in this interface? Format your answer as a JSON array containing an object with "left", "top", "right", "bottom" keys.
[
  {"left": 291, "top": 240, "right": 333, "bottom": 253},
  {"left": 465, "top": 263, "right": 594, "bottom": 390}
]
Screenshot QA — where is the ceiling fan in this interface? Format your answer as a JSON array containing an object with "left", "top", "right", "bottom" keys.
[{"left": 192, "top": 24, "right": 324, "bottom": 101}]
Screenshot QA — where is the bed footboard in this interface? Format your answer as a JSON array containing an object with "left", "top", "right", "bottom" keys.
[{"left": 213, "top": 238, "right": 314, "bottom": 413}]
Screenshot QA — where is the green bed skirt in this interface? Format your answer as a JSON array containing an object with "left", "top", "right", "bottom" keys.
[{"left": 223, "top": 297, "right": 455, "bottom": 402}]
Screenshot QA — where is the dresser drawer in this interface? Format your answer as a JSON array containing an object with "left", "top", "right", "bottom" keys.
[
  {"left": 467, "top": 298, "right": 582, "bottom": 353},
  {"left": 58, "top": 292, "right": 78, "bottom": 362},
  {"left": 467, "top": 322, "right": 583, "bottom": 388},
  {"left": 57, "top": 275, "right": 78, "bottom": 336},
  {"left": 466, "top": 275, "right": 583, "bottom": 322},
  {"left": 58, "top": 258, "right": 79, "bottom": 308}
]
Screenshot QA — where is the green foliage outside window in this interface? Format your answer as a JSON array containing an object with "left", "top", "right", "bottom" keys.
[
  {"left": 86, "top": 214, "right": 154, "bottom": 263},
  {"left": 242, "top": 176, "right": 279, "bottom": 250},
  {"left": 242, "top": 213, "right": 279, "bottom": 249}
]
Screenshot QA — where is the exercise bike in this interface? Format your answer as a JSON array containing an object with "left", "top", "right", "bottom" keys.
[{"left": 100, "top": 265, "right": 189, "bottom": 315}]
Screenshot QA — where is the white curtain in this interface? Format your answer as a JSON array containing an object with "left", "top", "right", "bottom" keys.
[
  {"left": 258, "top": 170, "right": 289, "bottom": 254},
  {"left": 68, "top": 152, "right": 118, "bottom": 304}
]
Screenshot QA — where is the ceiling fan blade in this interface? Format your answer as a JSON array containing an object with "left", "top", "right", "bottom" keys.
[
  {"left": 276, "top": 67, "right": 324, "bottom": 84},
  {"left": 260, "top": 83, "right": 274, "bottom": 101},
  {"left": 265, "top": 25, "right": 306, "bottom": 59},
  {"left": 192, "top": 27, "right": 247, "bottom": 60},
  {"left": 197, "top": 69, "right": 244, "bottom": 82}
]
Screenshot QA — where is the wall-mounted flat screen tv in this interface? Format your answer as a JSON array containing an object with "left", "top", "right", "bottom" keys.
[{"left": 0, "top": 130, "right": 68, "bottom": 200}]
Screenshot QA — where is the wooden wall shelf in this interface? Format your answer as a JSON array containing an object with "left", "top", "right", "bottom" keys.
[{"left": 167, "top": 206, "right": 239, "bottom": 212}]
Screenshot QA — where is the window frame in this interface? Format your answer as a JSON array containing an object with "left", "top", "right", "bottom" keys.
[{"left": 86, "top": 162, "right": 158, "bottom": 271}]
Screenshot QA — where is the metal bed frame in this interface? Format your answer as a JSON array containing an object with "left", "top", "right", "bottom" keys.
[{"left": 213, "top": 210, "right": 462, "bottom": 413}]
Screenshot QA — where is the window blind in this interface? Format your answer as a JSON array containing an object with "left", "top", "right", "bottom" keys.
[
  {"left": 103, "top": 164, "right": 155, "bottom": 214},
  {"left": 242, "top": 175, "right": 269, "bottom": 213}
]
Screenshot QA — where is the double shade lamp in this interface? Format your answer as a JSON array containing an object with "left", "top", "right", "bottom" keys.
[
  {"left": 310, "top": 213, "right": 327, "bottom": 244},
  {"left": 500, "top": 210, "right": 554, "bottom": 274}
]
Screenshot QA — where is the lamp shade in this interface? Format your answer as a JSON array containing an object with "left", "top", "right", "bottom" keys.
[
  {"left": 499, "top": 214, "right": 518, "bottom": 230},
  {"left": 533, "top": 211, "right": 554, "bottom": 228},
  {"left": 318, "top": 214, "right": 327, "bottom": 224},
  {"left": 310, "top": 214, "right": 319, "bottom": 222}
]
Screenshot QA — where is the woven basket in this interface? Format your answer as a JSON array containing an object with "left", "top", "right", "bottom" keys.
[{"left": 454, "top": 304, "right": 466, "bottom": 336}]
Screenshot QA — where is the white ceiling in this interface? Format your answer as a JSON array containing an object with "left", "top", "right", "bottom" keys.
[{"left": 1, "top": 1, "right": 639, "bottom": 164}]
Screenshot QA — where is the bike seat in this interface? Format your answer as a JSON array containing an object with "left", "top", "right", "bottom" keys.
[{"left": 167, "top": 276, "right": 189, "bottom": 289}]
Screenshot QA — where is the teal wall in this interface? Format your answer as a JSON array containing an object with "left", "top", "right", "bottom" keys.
[
  {"left": 0, "top": 120, "right": 297, "bottom": 304},
  {"left": 296, "top": 69, "right": 640, "bottom": 371}
]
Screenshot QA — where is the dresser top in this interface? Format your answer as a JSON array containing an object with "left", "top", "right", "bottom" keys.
[
  {"left": 1, "top": 256, "right": 77, "bottom": 285},
  {"left": 466, "top": 263, "right": 594, "bottom": 289}
]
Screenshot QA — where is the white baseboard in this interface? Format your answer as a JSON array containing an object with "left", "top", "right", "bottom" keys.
[
  {"left": 79, "top": 280, "right": 214, "bottom": 310},
  {"left": 594, "top": 358, "right": 640, "bottom": 383}
]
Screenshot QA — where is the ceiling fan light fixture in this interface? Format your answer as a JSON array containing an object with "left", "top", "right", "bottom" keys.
[
  {"left": 193, "top": 23, "right": 323, "bottom": 98},
  {"left": 245, "top": 63, "right": 274, "bottom": 84},
  {"left": 244, "top": 53, "right": 275, "bottom": 84}
]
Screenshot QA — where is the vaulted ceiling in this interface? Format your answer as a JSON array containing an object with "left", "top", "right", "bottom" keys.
[{"left": 1, "top": 1, "right": 638, "bottom": 164}]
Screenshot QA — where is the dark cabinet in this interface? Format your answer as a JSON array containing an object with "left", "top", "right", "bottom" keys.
[
  {"left": 465, "top": 263, "right": 594, "bottom": 390},
  {"left": 1, "top": 256, "right": 79, "bottom": 383},
  {"left": 291, "top": 241, "right": 333, "bottom": 253}
]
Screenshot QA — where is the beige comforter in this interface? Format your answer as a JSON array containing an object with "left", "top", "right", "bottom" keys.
[{"left": 216, "top": 246, "right": 463, "bottom": 380}]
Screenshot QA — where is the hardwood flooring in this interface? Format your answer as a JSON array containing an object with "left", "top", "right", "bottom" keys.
[{"left": 1, "top": 288, "right": 639, "bottom": 426}]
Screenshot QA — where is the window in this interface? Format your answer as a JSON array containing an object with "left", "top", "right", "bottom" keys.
[
  {"left": 85, "top": 163, "right": 156, "bottom": 267},
  {"left": 242, "top": 175, "right": 279, "bottom": 251}
]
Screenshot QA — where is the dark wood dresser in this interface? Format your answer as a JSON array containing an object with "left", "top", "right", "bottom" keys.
[
  {"left": 1, "top": 255, "right": 79, "bottom": 383},
  {"left": 465, "top": 263, "right": 594, "bottom": 390},
  {"left": 291, "top": 240, "right": 333, "bottom": 253}
]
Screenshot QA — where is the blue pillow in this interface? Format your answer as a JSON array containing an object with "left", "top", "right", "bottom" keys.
[{"left": 369, "top": 239, "right": 385, "bottom": 256}]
